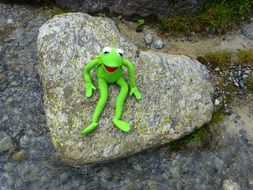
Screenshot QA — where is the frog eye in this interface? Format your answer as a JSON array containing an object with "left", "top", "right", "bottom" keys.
[
  {"left": 117, "top": 49, "right": 124, "bottom": 56},
  {"left": 102, "top": 47, "right": 111, "bottom": 54}
]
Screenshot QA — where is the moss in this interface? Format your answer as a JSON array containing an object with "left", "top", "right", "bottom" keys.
[
  {"left": 50, "top": 7, "right": 72, "bottom": 17},
  {"left": 169, "top": 107, "right": 227, "bottom": 151},
  {"left": 97, "top": 12, "right": 107, "bottom": 17},
  {"left": 198, "top": 51, "right": 232, "bottom": 70},
  {"left": 245, "top": 76, "right": 253, "bottom": 91},
  {"left": 169, "top": 124, "right": 211, "bottom": 151},
  {"left": 161, "top": 0, "right": 253, "bottom": 34},
  {"left": 211, "top": 108, "right": 227, "bottom": 123},
  {"left": 237, "top": 49, "right": 253, "bottom": 65},
  {"left": 198, "top": 49, "right": 253, "bottom": 70}
]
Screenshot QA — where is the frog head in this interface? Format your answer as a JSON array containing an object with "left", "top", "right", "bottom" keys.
[{"left": 99, "top": 47, "right": 124, "bottom": 73}]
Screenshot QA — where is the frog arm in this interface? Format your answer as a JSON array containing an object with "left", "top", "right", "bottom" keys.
[
  {"left": 122, "top": 58, "right": 136, "bottom": 88},
  {"left": 122, "top": 58, "right": 142, "bottom": 100},
  {"left": 84, "top": 58, "right": 99, "bottom": 97}
]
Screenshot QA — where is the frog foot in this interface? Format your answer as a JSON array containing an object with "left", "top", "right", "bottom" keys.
[
  {"left": 80, "top": 122, "right": 98, "bottom": 137},
  {"left": 112, "top": 118, "right": 131, "bottom": 132}
]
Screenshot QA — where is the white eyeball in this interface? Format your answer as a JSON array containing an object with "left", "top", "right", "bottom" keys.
[
  {"left": 117, "top": 49, "right": 124, "bottom": 56},
  {"left": 102, "top": 47, "right": 111, "bottom": 54}
]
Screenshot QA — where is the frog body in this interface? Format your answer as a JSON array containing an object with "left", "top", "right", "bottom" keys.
[{"left": 80, "top": 47, "right": 142, "bottom": 136}]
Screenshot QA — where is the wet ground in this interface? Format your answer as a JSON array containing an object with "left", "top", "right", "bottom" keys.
[{"left": 0, "top": 3, "right": 253, "bottom": 190}]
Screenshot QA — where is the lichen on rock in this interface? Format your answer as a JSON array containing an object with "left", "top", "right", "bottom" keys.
[{"left": 37, "top": 13, "right": 214, "bottom": 165}]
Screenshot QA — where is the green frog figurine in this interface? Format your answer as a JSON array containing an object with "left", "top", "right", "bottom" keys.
[{"left": 80, "top": 47, "right": 142, "bottom": 136}]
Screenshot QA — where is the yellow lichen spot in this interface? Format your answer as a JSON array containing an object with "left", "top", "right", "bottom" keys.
[
  {"left": 70, "top": 59, "right": 80, "bottom": 65},
  {"left": 136, "top": 126, "right": 146, "bottom": 135},
  {"left": 119, "top": 140, "right": 125, "bottom": 152},
  {"left": 51, "top": 133, "right": 61, "bottom": 148},
  {"left": 59, "top": 35, "right": 65, "bottom": 42},
  {"left": 55, "top": 120, "right": 61, "bottom": 129},
  {"left": 55, "top": 99, "right": 64, "bottom": 111},
  {"left": 71, "top": 119, "right": 78, "bottom": 129},
  {"left": 64, "top": 130, "right": 69, "bottom": 137},
  {"left": 51, "top": 137, "right": 57, "bottom": 146}
]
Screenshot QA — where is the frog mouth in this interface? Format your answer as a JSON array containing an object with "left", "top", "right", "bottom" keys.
[{"left": 105, "top": 65, "right": 117, "bottom": 73}]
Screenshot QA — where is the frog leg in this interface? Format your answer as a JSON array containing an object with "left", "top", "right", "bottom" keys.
[
  {"left": 80, "top": 78, "right": 108, "bottom": 136},
  {"left": 112, "top": 77, "right": 131, "bottom": 132}
]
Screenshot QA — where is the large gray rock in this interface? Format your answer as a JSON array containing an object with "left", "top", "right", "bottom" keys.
[
  {"left": 55, "top": 0, "right": 208, "bottom": 20},
  {"left": 37, "top": 13, "right": 214, "bottom": 165}
]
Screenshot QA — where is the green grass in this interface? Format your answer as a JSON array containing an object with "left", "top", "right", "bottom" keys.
[
  {"left": 198, "top": 51, "right": 232, "bottom": 70},
  {"left": 161, "top": 0, "right": 253, "bottom": 34},
  {"left": 237, "top": 49, "right": 253, "bottom": 65},
  {"left": 198, "top": 49, "right": 253, "bottom": 70},
  {"left": 50, "top": 7, "right": 72, "bottom": 17},
  {"left": 245, "top": 76, "right": 253, "bottom": 91}
]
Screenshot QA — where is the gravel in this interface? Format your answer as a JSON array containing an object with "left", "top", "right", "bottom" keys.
[
  {"left": 227, "top": 66, "right": 252, "bottom": 89},
  {"left": 154, "top": 39, "right": 164, "bottom": 49},
  {"left": 0, "top": 3, "right": 253, "bottom": 190}
]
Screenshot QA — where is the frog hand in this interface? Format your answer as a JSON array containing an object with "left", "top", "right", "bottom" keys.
[
  {"left": 130, "top": 86, "right": 142, "bottom": 100},
  {"left": 85, "top": 83, "right": 96, "bottom": 98}
]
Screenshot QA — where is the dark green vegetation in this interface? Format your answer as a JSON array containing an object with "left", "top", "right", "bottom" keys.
[
  {"left": 237, "top": 49, "right": 253, "bottom": 65},
  {"left": 169, "top": 109, "right": 225, "bottom": 151},
  {"left": 161, "top": 0, "right": 253, "bottom": 34},
  {"left": 169, "top": 125, "right": 212, "bottom": 151},
  {"left": 245, "top": 75, "right": 253, "bottom": 91},
  {"left": 136, "top": 19, "right": 145, "bottom": 32},
  {"left": 50, "top": 7, "right": 72, "bottom": 17}
]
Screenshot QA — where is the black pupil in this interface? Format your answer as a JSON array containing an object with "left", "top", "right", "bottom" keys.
[
  {"left": 104, "top": 51, "right": 109, "bottom": 54},
  {"left": 119, "top": 53, "right": 123, "bottom": 56}
]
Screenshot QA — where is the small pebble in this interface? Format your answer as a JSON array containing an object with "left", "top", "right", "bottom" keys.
[
  {"left": 144, "top": 33, "right": 153, "bottom": 45},
  {"left": 215, "top": 67, "right": 220, "bottom": 71},
  {"left": 12, "top": 150, "right": 28, "bottom": 162},
  {"left": 238, "top": 80, "right": 245, "bottom": 88},
  {"left": 154, "top": 39, "right": 164, "bottom": 49},
  {"left": 242, "top": 74, "right": 248, "bottom": 79},
  {"left": 214, "top": 99, "right": 220, "bottom": 106},
  {"left": 248, "top": 177, "right": 253, "bottom": 185},
  {"left": 0, "top": 132, "right": 12, "bottom": 153},
  {"left": 7, "top": 19, "right": 14, "bottom": 24},
  {"left": 234, "top": 82, "right": 239, "bottom": 87},
  {"left": 186, "top": 37, "right": 192, "bottom": 42},
  {"left": 222, "top": 179, "right": 241, "bottom": 190}
]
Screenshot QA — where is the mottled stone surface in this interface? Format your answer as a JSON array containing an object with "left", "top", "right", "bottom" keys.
[{"left": 37, "top": 13, "right": 214, "bottom": 165}]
